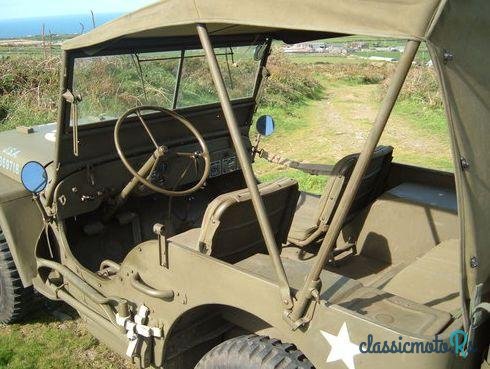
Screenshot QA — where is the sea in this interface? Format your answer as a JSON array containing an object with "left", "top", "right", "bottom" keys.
[{"left": 0, "top": 13, "right": 123, "bottom": 39}]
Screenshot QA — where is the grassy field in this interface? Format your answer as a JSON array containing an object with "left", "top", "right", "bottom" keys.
[
  {"left": 0, "top": 305, "right": 132, "bottom": 369},
  {"left": 0, "top": 45, "right": 451, "bottom": 367},
  {"left": 254, "top": 53, "right": 451, "bottom": 194}
]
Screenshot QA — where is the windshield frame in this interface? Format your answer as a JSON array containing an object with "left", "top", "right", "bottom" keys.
[{"left": 60, "top": 34, "right": 271, "bottom": 134}]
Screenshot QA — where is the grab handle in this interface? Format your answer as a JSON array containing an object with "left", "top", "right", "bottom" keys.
[{"left": 130, "top": 273, "right": 174, "bottom": 301}]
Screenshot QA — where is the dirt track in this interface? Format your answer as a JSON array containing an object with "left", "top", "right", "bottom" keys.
[{"left": 257, "top": 81, "right": 452, "bottom": 174}]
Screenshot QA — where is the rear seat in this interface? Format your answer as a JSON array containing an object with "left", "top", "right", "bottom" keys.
[
  {"left": 342, "top": 181, "right": 459, "bottom": 266},
  {"left": 382, "top": 239, "right": 460, "bottom": 313}
]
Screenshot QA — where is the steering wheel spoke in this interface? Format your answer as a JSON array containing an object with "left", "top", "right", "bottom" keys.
[
  {"left": 114, "top": 105, "right": 210, "bottom": 198},
  {"left": 135, "top": 109, "right": 159, "bottom": 150}
]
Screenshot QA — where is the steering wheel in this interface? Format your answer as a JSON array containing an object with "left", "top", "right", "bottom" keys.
[{"left": 114, "top": 105, "right": 210, "bottom": 197}]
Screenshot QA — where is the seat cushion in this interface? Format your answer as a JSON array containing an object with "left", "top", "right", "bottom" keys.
[
  {"left": 382, "top": 239, "right": 460, "bottom": 313},
  {"left": 288, "top": 192, "right": 320, "bottom": 242}
]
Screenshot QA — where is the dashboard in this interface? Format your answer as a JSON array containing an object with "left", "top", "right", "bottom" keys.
[{"left": 53, "top": 135, "right": 246, "bottom": 220}]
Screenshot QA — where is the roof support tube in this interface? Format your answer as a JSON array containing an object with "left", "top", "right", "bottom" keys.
[
  {"left": 290, "top": 40, "right": 421, "bottom": 323},
  {"left": 196, "top": 24, "right": 293, "bottom": 309}
]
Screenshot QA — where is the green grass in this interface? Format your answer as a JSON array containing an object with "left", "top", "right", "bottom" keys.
[
  {"left": 253, "top": 92, "right": 331, "bottom": 194},
  {"left": 394, "top": 99, "right": 448, "bottom": 136},
  {"left": 256, "top": 166, "right": 330, "bottom": 194},
  {"left": 0, "top": 309, "right": 130, "bottom": 369}
]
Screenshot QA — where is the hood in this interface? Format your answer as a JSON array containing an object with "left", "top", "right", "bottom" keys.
[{"left": 0, "top": 123, "right": 56, "bottom": 184}]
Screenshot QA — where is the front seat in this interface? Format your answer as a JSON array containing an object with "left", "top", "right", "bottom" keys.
[
  {"left": 168, "top": 178, "right": 299, "bottom": 263},
  {"left": 288, "top": 146, "right": 393, "bottom": 246}
]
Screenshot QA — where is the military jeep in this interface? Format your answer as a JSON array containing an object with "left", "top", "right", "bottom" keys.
[{"left": 0, "top": 1, "right": 488, "bottom": 369}]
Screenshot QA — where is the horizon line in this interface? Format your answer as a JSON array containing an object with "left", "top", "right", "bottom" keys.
[{"left": 0, "top": 12, "right": 124, "bottom": 22}]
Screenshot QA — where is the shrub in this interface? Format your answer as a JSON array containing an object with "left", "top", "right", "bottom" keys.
[
  {"left": 260, "top": 53, "right": 323, "bottom": 108},
  {"left": 0, "top": 55, "right": 60, "bottom": 129},
  {"left": 391, "top": 66, "right": 443, "bottom": 109},
  {"left": 319, "top": 62, "right": 393, "bottom": 85}
]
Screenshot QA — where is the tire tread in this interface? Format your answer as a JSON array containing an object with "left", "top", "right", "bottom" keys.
[
  {"left": 196, "top": 334, "right": 314, "bottom": 369},
  {"left": 0, "top": 239, "right": 35, "bottom": 324}
]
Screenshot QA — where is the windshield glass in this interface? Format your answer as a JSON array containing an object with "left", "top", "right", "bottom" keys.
[{"left": 71, "top": 45, "right": 260, "bottom": 125}]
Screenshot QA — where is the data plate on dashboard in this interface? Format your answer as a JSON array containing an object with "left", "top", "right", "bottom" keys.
[
  {"left": 209, "top": 160, "right": 222, "bottom": 178},
  {"left": 209, "top": 156, "right": 238, "bottom": 178},
  {"left": 222, "top": 156, "right": 238, "bottom": 174}
]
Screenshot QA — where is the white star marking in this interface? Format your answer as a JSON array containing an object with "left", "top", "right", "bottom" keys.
[{"left": 321, "top": 322, "right": 360, "bottom": 369}]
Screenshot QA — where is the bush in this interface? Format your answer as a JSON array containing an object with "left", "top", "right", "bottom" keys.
[
  {"left": 391, "top": 66, "right": 443, "bottom": 109},
  {"left": 0, "top": 55, "right": 60, "bottom": 129},
  {"left": 260, "top": 54, "right": 323, "bottom": 108},
  {"left": 319, "top": 62, "right": 393, "bottom": 85}
]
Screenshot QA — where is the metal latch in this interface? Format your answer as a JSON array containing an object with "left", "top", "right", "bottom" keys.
[
  {"left": 153, "top": 223, "right": 168, "bottom": 268},
  {"left": 284, "top": 279, "right": 322, "bottom": 330},
  {"left": 116, "top": 305, "right": 163, "bottom": 358}
]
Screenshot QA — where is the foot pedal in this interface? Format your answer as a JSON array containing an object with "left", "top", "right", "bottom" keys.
[
  {"left": 83, "top": 222, "right": 105, "bottom": 236},
  {"left": 116, "top": 212, "right": 142, "bottom": 244}
]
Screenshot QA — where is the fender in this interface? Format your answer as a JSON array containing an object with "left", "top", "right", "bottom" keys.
[{"left": 0, "top": 174, "right": 44, "bottom": 286}]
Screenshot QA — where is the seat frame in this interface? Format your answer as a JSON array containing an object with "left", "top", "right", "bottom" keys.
[{"left": 288, "top": 145, "right": 394, "bottom": 247}]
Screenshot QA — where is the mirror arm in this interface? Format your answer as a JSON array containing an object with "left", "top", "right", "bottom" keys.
[
  {"left": 251, "top": 134, "right": 262, "bottom": 162},
  {"left": 253, "top": 66, "right": 271, "bottom": 113}
]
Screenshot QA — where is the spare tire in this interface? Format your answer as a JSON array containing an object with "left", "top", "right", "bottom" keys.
[
  {"left": 195, "top": 335, "right": 314, "bottom": 369},
  {"left": 0, "top": 231, "right": 35, "bottom": 323}
]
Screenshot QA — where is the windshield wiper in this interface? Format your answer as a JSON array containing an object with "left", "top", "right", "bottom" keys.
[{"left": 131, "top": 53, "right": 148, "bottom": 103}]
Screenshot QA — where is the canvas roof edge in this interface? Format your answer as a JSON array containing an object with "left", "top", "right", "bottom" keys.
[{"left": 62, "top": 0, "right": 445, "bottom": 51}]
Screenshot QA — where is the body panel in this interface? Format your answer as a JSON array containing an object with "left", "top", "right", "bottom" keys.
[{"left": 52, "top": 235, "right": 466, "bottom": 369}]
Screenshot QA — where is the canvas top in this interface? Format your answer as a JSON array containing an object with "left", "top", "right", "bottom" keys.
[{"left": 62, "top": 0, "right": 444, "bottom": 50}]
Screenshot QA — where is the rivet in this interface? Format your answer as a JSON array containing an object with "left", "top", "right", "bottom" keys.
[
  {"left": 470, "top": 256, "right": 479, "bottom": 268},
  {"left": 443, "top": 50, "right": 454, "bottom": 65}
]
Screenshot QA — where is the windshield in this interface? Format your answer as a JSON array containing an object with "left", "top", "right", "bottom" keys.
[{"left": 70, "top": 45, "right": 261, "bottom": 125}]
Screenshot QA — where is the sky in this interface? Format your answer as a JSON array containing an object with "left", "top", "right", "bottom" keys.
[{"left": 0, "top": 0, "right": 157, "bottom": 20}]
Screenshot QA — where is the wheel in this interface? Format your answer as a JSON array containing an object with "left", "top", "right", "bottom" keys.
[
  {"left": 114, "top": 105, "right": 211, "bottom": 197},
  {"left": 195, "top": 335, "right": 314, "bottom": 369},
  {"left": 0, "top": 232, "right": 35, "bottom": 323}
]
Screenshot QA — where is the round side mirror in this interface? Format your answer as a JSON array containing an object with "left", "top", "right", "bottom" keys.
[
  {"left": 21, "top": 161, "right": 48, "bottom": 194},
  {"left": 256, "top": 115, "right": 275, "bottom": 137}
]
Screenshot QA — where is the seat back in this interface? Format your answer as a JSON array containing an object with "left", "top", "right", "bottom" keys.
[
  {"left": 197, "top": 178, "right": 299, "bottom": 262},
  {"left": 316, "top": 146, "right": 393, "bottom": 226}
]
